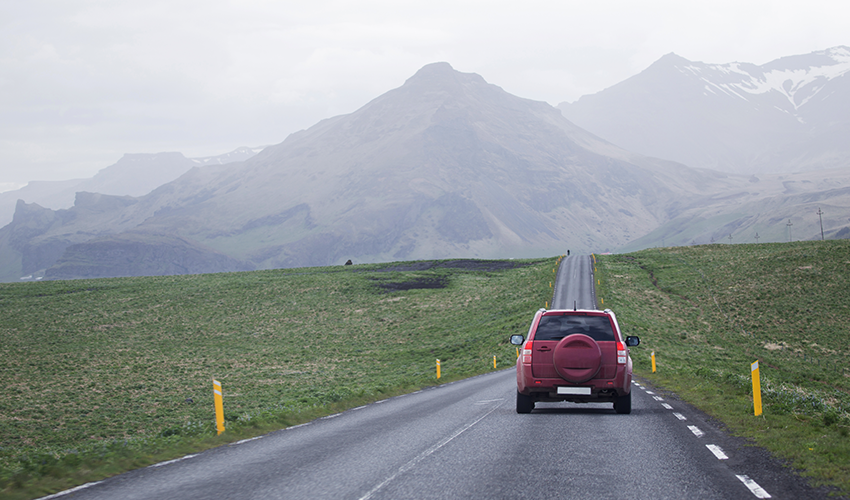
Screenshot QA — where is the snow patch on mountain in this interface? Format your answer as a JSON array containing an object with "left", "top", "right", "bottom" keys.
[{"left": 681, "top": 46, "right": 850, "bottom": 111}]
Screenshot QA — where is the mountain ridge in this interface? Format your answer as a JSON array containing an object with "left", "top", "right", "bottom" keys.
[
  {"left": 559, "top": 46, "right": 850, "bottom": 174},
  {"left": 0, "top": 147, "right": 262, "bottom": 227}
]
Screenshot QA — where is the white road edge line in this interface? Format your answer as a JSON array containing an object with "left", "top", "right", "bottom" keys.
[
  {"left": 653, "top": 396, "right": 664, "bottom": 401},
  {"left": 673, "top": 412, "right": 687, "bottom": 420},
  {"left": 35, "top": 481, "right": 104, "bottom": 500},
  {"left": 645, "top": 391, "right": 655, "bottom": 394},
  {"left": 233, "top": 436, "right": 263, "bottom": 445},
  {"left": 358, "top": 401, "right": 504, "bottom": 500},
  {"left": 736, "top": 474, "right": 772, "bottom": 498},
  {"left": 149, "top": 453, "right": 199, "bottom": 468},
  {"left": 661, "top": 403, "right": 673, "bottom": 410},
  {"left": 688, "top": 425, "right": 704, "bottom": 437},
  {"left": 706, "top": 444, "right": 729, "bottom": 460}
]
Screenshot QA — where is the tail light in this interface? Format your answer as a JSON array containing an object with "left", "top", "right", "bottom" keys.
[
  {"left": 522, "top": 341, "right": 533, "bottom": 365},
  {"left": 617, "top": 341, "right": 627, "bottom": 364}
]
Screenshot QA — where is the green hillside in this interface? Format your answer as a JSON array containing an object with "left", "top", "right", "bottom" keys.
[{"left": 596, "top": 240, "right": 850, "bottom": 495}]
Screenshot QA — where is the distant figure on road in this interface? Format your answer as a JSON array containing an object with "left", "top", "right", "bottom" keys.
[{"left": 567, "top": 250, "right": 570, "bottom": 256}]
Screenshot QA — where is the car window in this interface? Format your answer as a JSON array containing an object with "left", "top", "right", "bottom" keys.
[{"left": 534, "top": 315, "right": 615, "bottom": 341}]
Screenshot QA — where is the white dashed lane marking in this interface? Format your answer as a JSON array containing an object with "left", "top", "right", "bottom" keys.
[
  {"left": 706, "top": 444, "right": 729, "bottom": 460},
  {"left": 641, "top": 381, "right": 771, "bottom": 498},
  {"left": 736, "top": 475, "right": 772, "bottom": 498},
  {"left": 688, "top": 425, "right": 704, "bottom": 437}
]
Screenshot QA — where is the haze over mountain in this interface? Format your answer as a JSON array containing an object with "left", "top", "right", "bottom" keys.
[
  {"left": 0, "top": 147, "right": 261, "bottom": 227},
  {"left": 559, "top": 46, "right": 850, "bottom": 175},
  {"left": 0, "top": 62, "right": 724, "bottom": 281},
  {"left": 2, "top": 60, "right": 849, "bottom": 282}
]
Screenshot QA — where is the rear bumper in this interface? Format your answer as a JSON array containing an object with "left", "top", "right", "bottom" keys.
[{"left": 516, "top": 363, "right": 632, "bottom": 402}]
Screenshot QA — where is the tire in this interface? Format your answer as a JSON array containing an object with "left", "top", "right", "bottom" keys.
[
  {"left": 516, "top": 391, "right": 534, "bottom": 414},
  {"left": 614, "top": 391, "right": 632, "bottom": 414},
  {"left": 552, "top": 334, "right": 602, "bottom": 383}
]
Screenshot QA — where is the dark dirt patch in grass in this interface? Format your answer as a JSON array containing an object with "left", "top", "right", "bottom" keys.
[
  {"left": 372, "top": 276, "right": 450, "bottom": 292},
  {"left": 374, "top": 259, "right": 532, "bottom": 273}
]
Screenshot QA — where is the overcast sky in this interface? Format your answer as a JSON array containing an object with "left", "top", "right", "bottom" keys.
[{"left": 1, "top": 0, "right": 847, "bottom": 190}]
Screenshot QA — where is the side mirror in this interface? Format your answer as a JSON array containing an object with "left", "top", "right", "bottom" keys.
[
  {"left": 625, "top": 336, "right": 640, "bottom": 347},
  {"left": 509, "top": 334, "right": 525, "bottom": 346}
]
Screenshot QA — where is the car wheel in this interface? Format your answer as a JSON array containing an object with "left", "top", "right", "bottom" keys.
[
  {"left": 614, "top": 391, "right": 631, "bottom": 414},
  {"left": 516, "top": 391, "right": 534, "bottom": 414}
]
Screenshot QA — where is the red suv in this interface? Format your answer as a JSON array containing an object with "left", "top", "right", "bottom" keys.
[{"left": 510, "top": 308, "right": 640, "bottom": 414}]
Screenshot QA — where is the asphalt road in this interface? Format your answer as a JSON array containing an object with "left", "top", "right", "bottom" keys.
[
  {"left": 43, "top": 255, "right": 831, "bottom": 500},
  {"left": 49, "top": 372, "right": 827, "bottom": 500},
  {"left": 551, "top": 254, "right": 597, "bottom": 310}
]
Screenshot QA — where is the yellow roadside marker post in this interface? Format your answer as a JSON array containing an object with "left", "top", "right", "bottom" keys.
[
  {"left": 751, "top": 360, "right": 763, "bottom": 416},
  {"left": 651, "top": 352, "right": 657, "bottom": 373},
  {"left": 213, "top": 379, "right": 225, "bottom": 435},
  {"left": 493, "top": 355, "right": 497, "bottom": 369},
  {"left": 516, "top": 347, "right": 520, "bottom": 358},
  {"left": 436, "top": 359, "right": 441, "bottom": 379}
]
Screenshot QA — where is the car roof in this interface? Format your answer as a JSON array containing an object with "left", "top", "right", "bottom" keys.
[{"left": 542, "top": 309, "right": 609, "bottom": 315}]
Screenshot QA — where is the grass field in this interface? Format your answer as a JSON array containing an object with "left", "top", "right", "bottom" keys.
[
  {"left": 595, "top": 240, "right": 850, "bottom": 495},
  {"left": 4, "top": 242, "right": 850, "bottom": 498},
  {"left": 0, "top": 258, "right": 554, "bottom": 498}
]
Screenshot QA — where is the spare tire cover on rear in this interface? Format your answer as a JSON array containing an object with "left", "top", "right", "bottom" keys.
[{"left": 552, "top": 334, "right": 602, "bottom": 383}]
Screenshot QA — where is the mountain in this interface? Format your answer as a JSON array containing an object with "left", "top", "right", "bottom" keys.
[
  {"left": 616, "top": 167, "right": 850, "bottom": 252},
  {"left": 0, "top": 147, "right": 262, "bottom": 226},
  {"left": 0, "top": 62, "right": 730, "bottom": 281},
  {"left": 558, "top": 47, "right": 850, "bottom": 174},
  {"left": 4, "top": 61, "right": 848, "bottom": 282}
]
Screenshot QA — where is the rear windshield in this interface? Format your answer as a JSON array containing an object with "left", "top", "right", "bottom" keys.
[{"left": 534, "top": 315, "right": 616, "bottom": 342}]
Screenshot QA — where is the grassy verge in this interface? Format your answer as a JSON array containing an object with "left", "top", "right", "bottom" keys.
[
  {"left": 1, "top": 258, "right": 553, "bottom": 499},
  {"left": 595, "top": 241, "right": 850, "bottom": 496}
]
